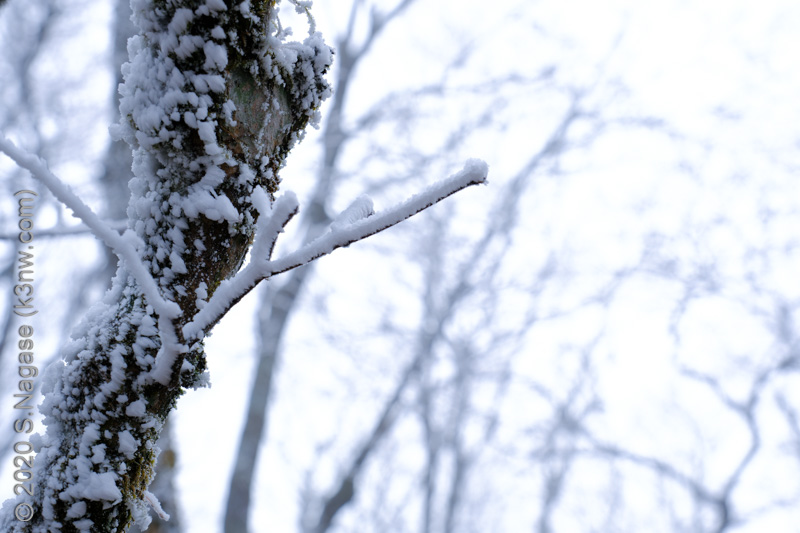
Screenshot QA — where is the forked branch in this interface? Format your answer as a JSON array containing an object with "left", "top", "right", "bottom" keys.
[{"left": 183, "top": 158, "right": 489, "bottom": 340}]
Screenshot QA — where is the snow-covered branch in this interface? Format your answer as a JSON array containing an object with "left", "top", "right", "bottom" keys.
[
  {"left": 250, "top": 188, "right": 301, "bottom": 268},
  {"left": 272, "top": 158, "right": 488, "bottom": 274},
  {"left": 183, "top": 159, "right": 488, "bottom": 340},
  {"left": 0, "top": 135, "right": 181, "bottom": 321},
  {"left": 0, "top": 134, "right": 193, "bottom": 387},
  {"left": 0, "top": 219, "right": 128, "bottom": 240}
]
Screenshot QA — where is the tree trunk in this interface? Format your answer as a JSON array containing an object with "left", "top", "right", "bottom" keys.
[{"left": 0, "top": 1, "right": 331, "bottom": 531}]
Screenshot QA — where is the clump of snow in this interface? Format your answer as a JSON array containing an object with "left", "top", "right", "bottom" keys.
[
  {"left": 91, "top": 444, "right": 107, "bottom": 465},
  {"left": 81, "top": 472, "right": 123, "bottom": 503},
  {"left": 74, "top": 519, "right": 94, "bottom": 532},
  {"left": 118, "top": 430, "right": 139, "bottom": 459},
  {"left": 330, "top": 195, "right": 374, "bottom": 232},
  {"left": 129, "top": 497, "right": 153, "bottom": 531},
  {"left": 66, "top": 502, "right": 87, "bottom": 519},
  {"left": 125, "top": 400, "right": 147, "bottom": 417},
  {"left": 183, "top": 188, "right": 239, "bottom": 223}
]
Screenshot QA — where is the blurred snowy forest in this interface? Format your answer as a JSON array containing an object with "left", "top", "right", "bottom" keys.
[{"left": 2, "top": 0, "right": 800, "bottom": 531}]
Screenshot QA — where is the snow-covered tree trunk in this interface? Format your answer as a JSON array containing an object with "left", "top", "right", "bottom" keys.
[{"left": 1, "top": 1, "right": 332, "bottom": 531}]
